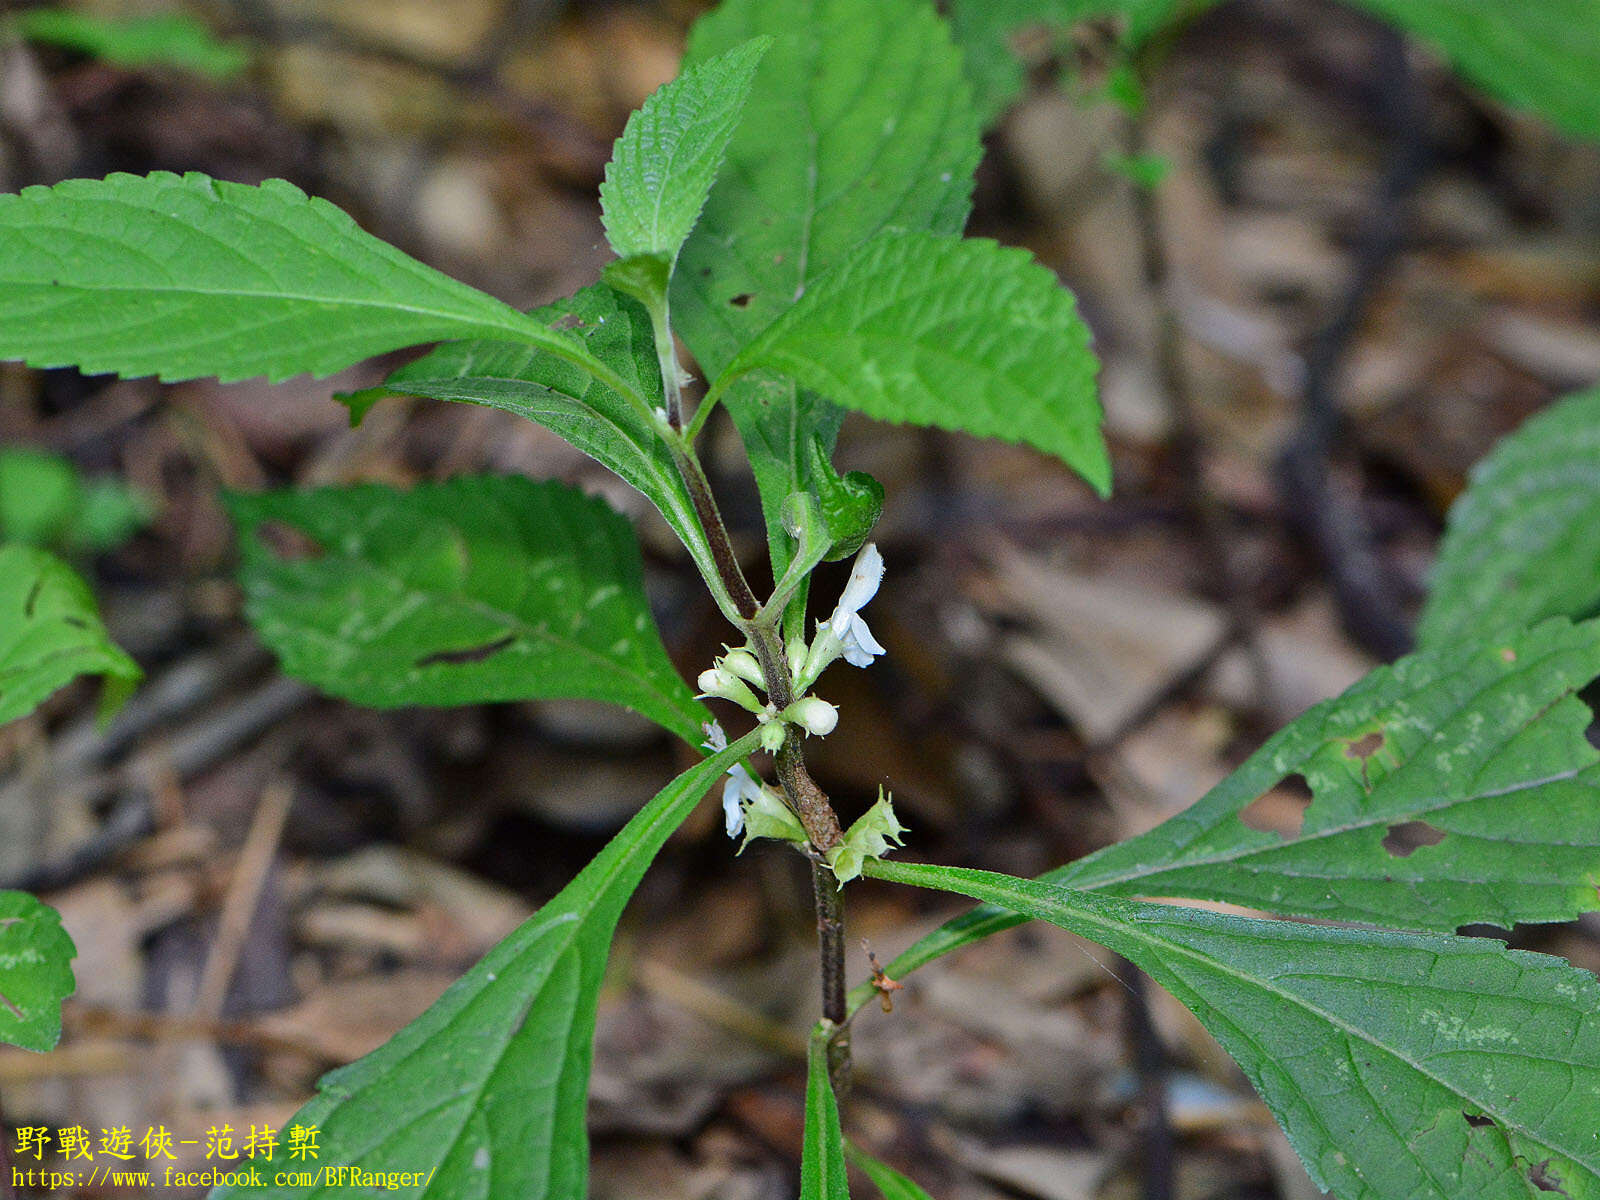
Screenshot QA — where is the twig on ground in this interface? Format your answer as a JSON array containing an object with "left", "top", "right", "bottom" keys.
[{"left": 1276, "top": 23, "right": 1430, "bottom": 661}]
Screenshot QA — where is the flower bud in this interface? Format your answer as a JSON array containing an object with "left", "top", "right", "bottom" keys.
[
  {"left": 696, "top": 667, "right": 761, "bottom": 713},
  {"left": 788, "top": 696, "right": 839, "bottom": 737},
  {"left": 719, "top": 648, "right": 766, "bottom": 689}
]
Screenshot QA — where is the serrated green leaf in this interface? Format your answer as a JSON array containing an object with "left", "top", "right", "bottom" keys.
[
  {"left": 803, "top": 1024, "right": 851, "bottom": 1200},
  {"left": 228, "top": 475, "right": 706, "bottom": 742},
  {"left": 1420, "top": 388, "right": 1600, "bottom": 647},
  {"left": 13, "top": 9, "right": 250, "bottom": 79},
  {"left": 845, "top": 1144, "right": 934, "bottom": 1200},
  {"left": 672, "top": 0, "right": 982, "bottom": 582},
  {"left": 0, "top": 448, "right": 150, "bottom": 553},
  {"left": 0, "top": 892, "right": 76, "bottom": 1053},
  {"left": 600, "top": 37, "right": 770, "bottom": 265},
  {"left": 1345, "top": 0, "right": 1600, "bottom": 144},
  {"left": 211, "top": 728, "right": 760, "bottom": 1200},
  {"left": 0, "top": 545, "right": 140, "bottom": 725},
  {"left": 869, "top": 860, "right": 1600, "bottom": 1200},
  {"left": 0, "top": 172, "right": 620, "bottom": 388},
  {"left": 720, "top": 232, "right": 1108, "bottom": 494},
  {"left": 370, "top": 282, "right": 733, "bottom": 620},
  {"left": 853, "top": 619, "right": 1600, "bottom": 1010}
]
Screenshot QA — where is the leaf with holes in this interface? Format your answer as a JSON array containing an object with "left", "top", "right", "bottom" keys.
[
  {"left": 600, "top": 37, "right": 770, "bottom": 267},
  {"left": 362, "top": 283, "right": 733, "bottom": 618},
  {"left": 671, "top": 0, "right": 982, "bottom": 581},
  {"left": 869, "top": 860, "right": 1600, "bottom": 1200},
  {"left": 719, "top": 232, "right": 1107, "bottom": 494},
  {"left": 802, "top": 1024, "right": 851, "bottom": 1200},
  {"left": 859, "top": 619, "right": 1600, "bottom": 1013},
  {"left": 0, "top": 891, "right": 76, "bottom": 1052},
  {"left": 211, "top": 729, "right": 760, "bottom": 1200},
  {"left": 228, "top": 475, "right": 707, "bottom": 742},
  {"left": 1051, "top": 617, "right": 1600, "bottom": 930},
  {"left": 0, "top": 172, "right": 619, "bottom": 387},
  {"left": 0, "top": 545, "right": 140, "bottom": 725},
  {"left": 1420, "top": 388, "right": 1600, "bottom": 648}
]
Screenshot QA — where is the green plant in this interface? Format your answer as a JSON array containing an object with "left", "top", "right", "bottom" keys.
[
  {"left": 1, "top": 1, "right": 1598, "bottom": 1197},
  {"left": 0, "top": 449, "right": 149, "bottom": 1055},
  {"left": 7, "top": 8, "right": 250, "bottom": 80}
]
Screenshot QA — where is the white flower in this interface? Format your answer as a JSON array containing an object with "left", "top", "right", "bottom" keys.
[
  {"left": 701, "top": 721, "right": 729, "bottom": 753},
  {"left": 722, "top": 764, "right": 764, "bottom": 838},
  {"left": 826, "top": 543, "right": 886, "bottom": 668}
]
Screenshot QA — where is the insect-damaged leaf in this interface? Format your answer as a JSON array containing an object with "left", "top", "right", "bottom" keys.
[
  {"left": 212, "top": 731, "right": 761, "bottom": 1200},
  {"left": 229, "top": 475, "right": 706, "bottom": 742},
  {"left": 861, "top": 619, "right": 1600, "bottom": 1014},
  {"left": 870, "top": 860, "right": 1600, "bottom": 1200},
  {"left": 1054, "top": 617, "right": 1600, "bottom": 930}
]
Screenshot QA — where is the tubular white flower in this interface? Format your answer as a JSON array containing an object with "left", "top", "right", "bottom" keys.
[
  {"left": 824, "top": 542, "right": 886, "bottom": 670},
  {"left": 722, "top": 764, "right": 764, "bottom": 838}
]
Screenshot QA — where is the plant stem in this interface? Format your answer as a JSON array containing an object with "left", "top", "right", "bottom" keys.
[
  {"left": 646, "top": 295, "right": 685, "bottom": 430},
  {"left": 665, "top": 432, "right": 850, "bottom": 1085},
  {"left": 811, "top": 856, "right": 851, "bottom": 1085},
  {"left": 668, "top": 442, "right": 760, "bottom": 620}
]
